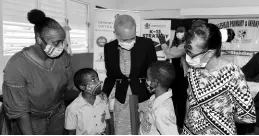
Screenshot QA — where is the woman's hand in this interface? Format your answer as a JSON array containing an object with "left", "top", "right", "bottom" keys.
[
  {"left": 99, "top": 91, "right": 108, "bottom": 101},
  {"left": 157, "top": 33, "right": 166, "bottom": 45}
]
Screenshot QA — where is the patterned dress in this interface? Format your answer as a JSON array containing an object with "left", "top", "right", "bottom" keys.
[
  {"left": 182, "top": 63, "right": 256, "bottom": 135},
  {"left": 113, "top": 47, "right": 148, "bottom": 135}
]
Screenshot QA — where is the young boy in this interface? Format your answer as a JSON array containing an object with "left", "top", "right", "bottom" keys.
[
  {"left": 139, "top": 61, "right": 179, "bottom": 135},
  {"left": 64, "top": 68, "right": 110, "bottom": 135}
]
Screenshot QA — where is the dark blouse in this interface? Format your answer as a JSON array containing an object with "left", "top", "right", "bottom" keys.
[{"left": 2, "top": 47, "right": 73, "bottom": 119}]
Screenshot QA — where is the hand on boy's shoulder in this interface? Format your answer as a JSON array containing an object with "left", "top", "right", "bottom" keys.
[{"left": 99, "top": 92, "right": 108, "bottom": 103}]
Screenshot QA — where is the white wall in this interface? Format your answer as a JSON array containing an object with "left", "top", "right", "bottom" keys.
[
  {"left": 117, "top": 0, "right": 259, "bottom": 19},
  {"left": 117, "top": 0, "right": 259, "bottom": 10}
]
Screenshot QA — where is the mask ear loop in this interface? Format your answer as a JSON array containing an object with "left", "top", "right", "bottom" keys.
[
  {"left": 38, "top": 35, "right": 48, "bottom": 46},
  {"left": 92, "top": 82, "right": 103, "bottom": 95}
]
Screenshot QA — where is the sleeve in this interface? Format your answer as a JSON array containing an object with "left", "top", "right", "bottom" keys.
[
  {"left": 64, "top": 107, "right": 77, "bottom": 130},
  {"left": 161, "top": 43, "right": 186, "bottom": 59},
  {"left": 155, "top": 108, "right": 179, "bottom": 135},
  {"left": 103, "top": 43, "right": 115, "bottom": 96},
  {"left": 2, "top": 63, "right": 30, "bottom": 119},
  {"left": 63, "top": 52, "right": 74, "bottom": 91},
  {"left": 242, "top": 52, "right": 259, "bottom": 81},
  {"left": 231, "top": 67, "right": 256, "bottom": 123},
  {"left": 147, "top": 39, "right": 158, "bottom": 65}
]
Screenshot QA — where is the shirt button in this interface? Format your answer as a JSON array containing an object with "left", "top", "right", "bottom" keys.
[
  {"left": 94, "top": 116, "right": 96, "bottom": 117},
  {"left": 96, "top": 124, "right": 97, "bottom": 126}
]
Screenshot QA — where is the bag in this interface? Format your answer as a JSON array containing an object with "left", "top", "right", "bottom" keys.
[{"left": 0, "top": 103, "right": 11, "bottom": 135}]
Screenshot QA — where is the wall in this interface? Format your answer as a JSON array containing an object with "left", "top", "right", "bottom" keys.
[
  {"left": 117, "top": 0, "right": 259, "bottom": 19},
  {"left": 117, "top": 0, "right": 259, "bottom": 10}
]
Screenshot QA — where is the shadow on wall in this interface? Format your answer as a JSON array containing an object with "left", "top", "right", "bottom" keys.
[{"left": 71, "top": 53, "right": 94, "bottom": 72}]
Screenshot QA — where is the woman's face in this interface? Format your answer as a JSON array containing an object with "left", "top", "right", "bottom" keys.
[
  {"left": 185, "top": 33, "right": 207, "bottom": 58},
  {"left": 38, "top": 29, "right": 66, "bottom": 58},
  {"left": 175, "top": 26, "right": 186, "bottom": 40},
  {"left": 41, "top": 29, "right": 66, "bottom": 47}
]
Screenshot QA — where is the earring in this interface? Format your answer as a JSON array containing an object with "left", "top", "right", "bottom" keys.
[{"left": 36, "top": 37, "right": 42, "bottom": 44}]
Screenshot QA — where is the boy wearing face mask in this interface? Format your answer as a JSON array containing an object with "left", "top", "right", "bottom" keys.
[
  {"left": 64, "top": 68, "right": 110, "bottom": 135},
  {"left": 139, "top": 61, "right": 178, "bottom": 135}
]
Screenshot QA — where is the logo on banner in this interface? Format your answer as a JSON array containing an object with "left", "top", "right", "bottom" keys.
[
  {"left": 144, "top": 23, "right": 150, "bottom": 29},
  {"left": 232, "top": 29, "right": 251, "bottom": 44},
  {"left": 96, "top": 36, "right": 107, "bottom": 47},
  {"left": 237, "top": 29, "right": 247, "bottom": 40},
  {"left": 96, "top": 52, "right": 104, "bottom": 62}
]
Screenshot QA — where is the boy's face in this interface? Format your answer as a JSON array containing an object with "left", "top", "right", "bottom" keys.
[
  {"left": 80, "top": 72, "right": 102, "bottom": 95},
  {"left": 146, "top": 69, "right": 157, "bottom": 93}
]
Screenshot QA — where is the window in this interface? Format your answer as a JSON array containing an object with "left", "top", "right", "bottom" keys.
[
  {"left": 3, "top": 0, "right": 37, "bottom": 55},
  {"left": 2, "top": 0, "right": 89, "bottom": 55},
  {"left": 67, "top": 0, "right": 89, "bottom": 53},
  {"left": 39, "top": 0, "right": 66, "bottom": 26}
]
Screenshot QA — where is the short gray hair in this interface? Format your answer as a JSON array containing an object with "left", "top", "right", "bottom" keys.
[{"left": 114, "top": 14, "right": 136, "bottom": 32}]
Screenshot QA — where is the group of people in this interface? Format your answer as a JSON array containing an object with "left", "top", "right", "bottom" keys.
[{"left": 1, "top": 9, "right": 257, "bottom": 135}]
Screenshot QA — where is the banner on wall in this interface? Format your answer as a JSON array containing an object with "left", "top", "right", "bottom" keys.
[
  {"left": 141, "top": 20, "right": 171, "bottom": 60},
  {"left": 209, "top": 19, "right": 259, "bottom": 67},
  {"left": 93, "top": 9, "right": 141, "bottom": 82}
]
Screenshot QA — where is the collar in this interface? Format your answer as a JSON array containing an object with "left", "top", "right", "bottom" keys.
[
  {"left": 77, "top": 93, "right": 103, "bottom": 108},
  {"left": 150, "top": 89, "right": 173, "bottom": 110},
  {"left": 116, "top": 36, "right": 139, "bottom": 44}
]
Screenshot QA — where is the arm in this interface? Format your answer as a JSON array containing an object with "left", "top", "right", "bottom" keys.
[
  {"left": 147, "top": 39, "right": 158, "bottom": 65},
  {"left": 157, "top": 33, "right": 186, "bottom": 59},
  {"left": 155, "top": 108, "right": 179, "bottom": 135},
  {"left": 104, "top": 97, "right": 111, "bottom": 134},
  {"left": 185, "top": 97, "right": 190, "bottom": 119},
  {"left": 103, "top": 43, "right": 116, "bottom": 96},
  {"left": 161, "top": 43, "right": 186, "bottom": 58},
  {"left": 231, "top": 67, "right": 256, "bottom": 124},
  {"left": 2, "top": 62, "right": 32, "bottom": 134},
  {"left": 16, "top": 114, "right": 33, "bottom": 134},
  {"left": 64, "top": 52, "right": 80, "bottom": 103},
  {"left": 64, "top": 107, "right": 78, "bottom": 134}
]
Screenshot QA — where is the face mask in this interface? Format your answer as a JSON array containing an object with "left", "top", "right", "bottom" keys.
[
  {"left": 145, "top": 80, "right": 155, "bottom": 93},
  {"left": 176, "top": 32, "right": 184, "bottom": 39},
  {"left": 118, "top": 40, "right": 136, "bottom": 50},
  {"left": 85, "top": 81, "right": 103, "bottom": 96},
  {"left": 185, "top": 50, "right": 214, "bottom": 68},
  {"left": 44, "top": 43, "right": 64, "bottom": 58},
  {"left": 38, "top": 36, "right": 65, "bottom": 58}
]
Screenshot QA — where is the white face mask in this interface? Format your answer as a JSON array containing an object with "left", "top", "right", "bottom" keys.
[
  {"left": 186, "top": 50, "right": 214, "bottom": 68},
  {"left": 176, "top": 32, "right": 185, "bottom": 39},
  {"left": 118, "top": 40, "right": 136, "bottom": 50},
  {"left": 44, "top": 43, "right": 64, "bottom": 58},
  {"left": 145, "top": 80, "right": 155, "bottom": 93},
  {"left": 85, "top": 81, "right": 103, "bottom": 96}
]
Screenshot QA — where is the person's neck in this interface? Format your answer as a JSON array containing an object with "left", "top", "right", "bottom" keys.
[
  {"left": 205, "top": 56, "right": 219, "bottom": 72},
  {"left": 33, "top": 44, "right": 49, "bottom": 61},
  {"left": 82, "top": 92, "right": 96, "bottom": 106},
  {"left": 154, "top": 87, "right": 168, "bottom": 98}
]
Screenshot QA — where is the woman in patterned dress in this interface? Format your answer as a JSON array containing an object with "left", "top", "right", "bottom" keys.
[{"left": 182, "top": 22, "right": 256, "bottom": 135}]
